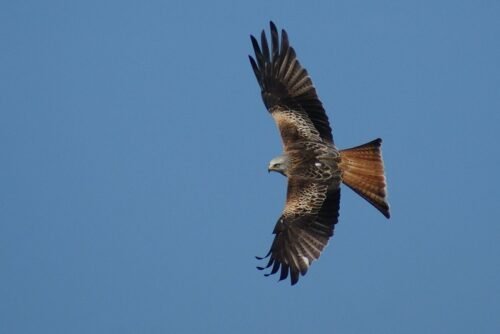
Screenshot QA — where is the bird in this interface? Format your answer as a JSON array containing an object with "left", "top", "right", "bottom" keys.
[{"left": 249, "top": 22, "right": 390, "bottom": 285}]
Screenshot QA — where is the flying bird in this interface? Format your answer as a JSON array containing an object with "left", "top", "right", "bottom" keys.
[{"left": 249, "top": 22, "right": 391, "bottom": 285}]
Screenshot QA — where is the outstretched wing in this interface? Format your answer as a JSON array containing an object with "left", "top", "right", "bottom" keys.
[
  {"left": 249, "top": 21, "right": 334, "bottom": 146},
  {"left": 257, "top": 179, "right": 341, "bottom": 285}
]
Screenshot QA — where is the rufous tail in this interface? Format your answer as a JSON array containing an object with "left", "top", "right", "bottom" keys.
[{"left": 339, "top": 138, "right": 390, "bottom": 218}]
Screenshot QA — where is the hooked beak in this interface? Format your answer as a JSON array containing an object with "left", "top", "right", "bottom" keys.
[{"left": 268, "top": 165, "right": 283, "bottom": 175}]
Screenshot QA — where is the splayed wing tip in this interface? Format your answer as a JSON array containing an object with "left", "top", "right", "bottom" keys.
[{"left": 255, "top": 249, "right": 272, "bottom": 260}]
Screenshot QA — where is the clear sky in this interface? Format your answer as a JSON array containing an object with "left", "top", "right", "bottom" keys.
[{"left": 1, "top": 1, "right": 499, "bottom": 333}]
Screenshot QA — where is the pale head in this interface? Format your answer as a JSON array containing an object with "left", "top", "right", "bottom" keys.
[{"left": 268, "top": 154, "right": 290, "bottom": 176}]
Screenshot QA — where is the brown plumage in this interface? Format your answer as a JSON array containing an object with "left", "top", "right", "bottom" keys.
[
  {"left": 250, "top": 22, "right": 390, "bottom": 285},
  {"left": 339, "top": 139, "right": 390, "bottom": 218}
]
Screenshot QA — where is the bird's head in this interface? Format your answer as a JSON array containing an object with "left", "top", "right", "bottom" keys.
[{"left": 268, "top": 154, "right": 289, "bottom": 176}]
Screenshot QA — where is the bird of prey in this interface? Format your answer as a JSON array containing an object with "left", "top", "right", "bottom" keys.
[{"left": 249, "top": 22, "right": 390, "bottom": 285}]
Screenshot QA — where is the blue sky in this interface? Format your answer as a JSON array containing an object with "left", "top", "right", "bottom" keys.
[{"left": 1, "top": 1, "right": 499, "bottom": 333}]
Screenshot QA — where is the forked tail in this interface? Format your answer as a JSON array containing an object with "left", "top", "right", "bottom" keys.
[{"left": 339, "top": 138, "right": 390, "bottom": 218}]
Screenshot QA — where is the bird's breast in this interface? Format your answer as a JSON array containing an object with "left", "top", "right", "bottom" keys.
[{"left": 286, "top": 142, "right": 341, "bottom": 181}]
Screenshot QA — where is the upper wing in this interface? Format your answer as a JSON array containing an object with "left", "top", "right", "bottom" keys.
[
  {"left": 249, "top": 22, "right": 334, "bottom": 145},
  {"left": 257, "top": 179, "right": 341, "bottom": 285}
]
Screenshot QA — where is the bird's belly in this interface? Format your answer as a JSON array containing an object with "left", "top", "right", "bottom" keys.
[{"left": 288, "top": 145, "right": 341, "bottom": 181}]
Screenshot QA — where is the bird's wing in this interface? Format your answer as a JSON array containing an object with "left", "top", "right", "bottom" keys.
[
  {"left": 249, "top": 21, "right": 334, "bottom": 146},
  {"left": 257, "top": 178, "right": 341, "bottom": 285}
]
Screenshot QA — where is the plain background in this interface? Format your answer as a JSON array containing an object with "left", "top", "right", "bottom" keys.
[{"left": 1, "top": 1, "right": 499, "bottom": 333}]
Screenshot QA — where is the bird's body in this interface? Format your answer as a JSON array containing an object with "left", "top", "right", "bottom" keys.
[
  {"left": 249, "top": 22, "right": 390, "bottom": 285},
  {"left": 284, "top": 141, "right": 341, "bottom": 181}
]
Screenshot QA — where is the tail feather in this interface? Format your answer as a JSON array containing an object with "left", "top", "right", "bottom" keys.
[{"left": 339, "top": 138, "right": 390, "bottom": 218}]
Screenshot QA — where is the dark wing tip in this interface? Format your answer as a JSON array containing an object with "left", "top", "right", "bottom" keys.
[
  {"left": 249, "top": 55, "right": 261, "bottom": 84},
  {"left": 250, "top": 35, "right": 261, "bottom": 58},
  {"left": 278, "top": 264, "right": 289, "bottom": 281},
  {"left": 281, "top": 29, "right": 289, "bottom": 49},
  {"left": 260, "top": 30, "right": 270, "bottom": 60},
  {"left": 270, "top": 21, "right": 277, "bottom": 33},
  {"left": 255, "top": 249, "right": 271, "bottom": 260}
]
